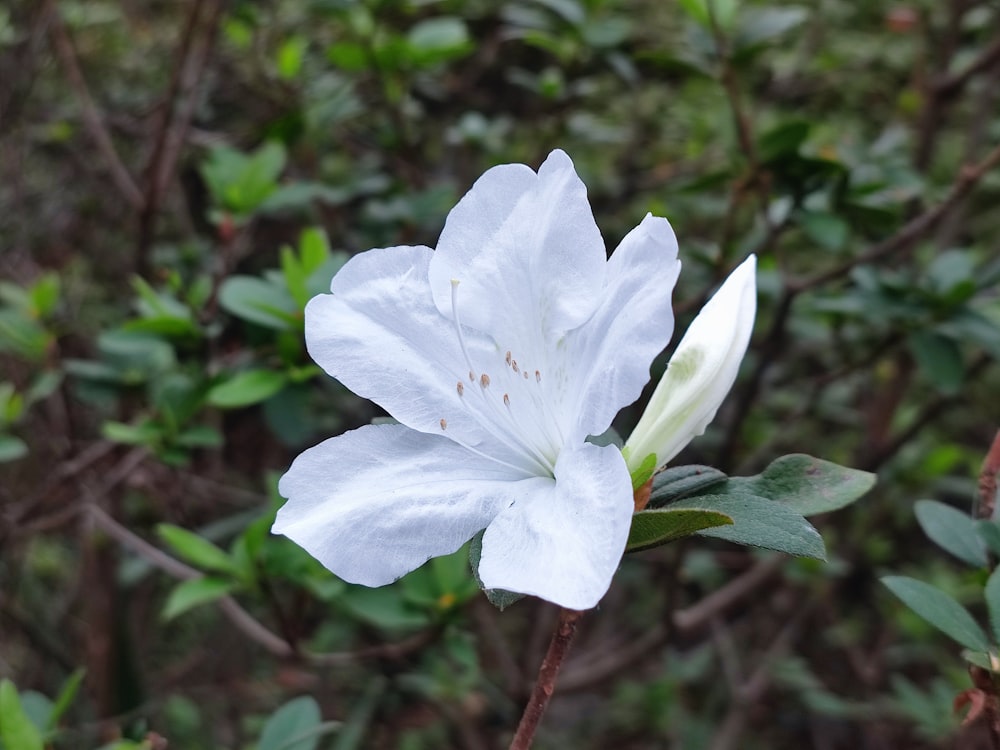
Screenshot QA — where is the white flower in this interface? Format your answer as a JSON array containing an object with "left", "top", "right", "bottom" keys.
[
  {"left": 624, "top": 255, "right": 757, "bottom": 477},
  {"left": 273, "top": 150, "right": 754, "bottom": 610}
]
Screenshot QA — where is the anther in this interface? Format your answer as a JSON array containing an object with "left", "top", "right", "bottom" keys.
[
  {"left": 469, "top": 370, "right": 475, "bottom": 382},
  {"left": 505, "top": 351, "right": 512, "bottom": 366},
  {"left": 440, "top": 418, "right": 447, "bottom": 430},
  {"left": 535, "top": 370, "right": 541, "bottom": 383},
  {"left": 523, "top": 371, "right": 529, "bottom": 379},
  {"left": 480, "top": 373, "right": 490, "bottom": 388},
  {"left": 456, "top": 381, "right": 464, "bottom": 396},
  {"left": 503, "top": 393, "right": 510, "bottom": 407},
  {"left": 512, "top": 360, "right": 519, "bottom": 373}
]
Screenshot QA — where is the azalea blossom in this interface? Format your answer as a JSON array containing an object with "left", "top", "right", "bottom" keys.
[{"left": 273, "top": 149, "right": 756, "bottom": 610}]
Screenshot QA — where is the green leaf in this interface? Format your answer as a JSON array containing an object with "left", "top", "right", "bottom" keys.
[
  {"left": 647, "top": 465, "right": 728, "bottom": 508},
  {"left": 626, "top": 507, "right": 733, "bottom": 553},
  {"left": 985, "top": 567, "right": 1000, "bottom": 645},
  {"left": 0, "top": 680, "right": 44, "bottom": 750},
  {"left": 258, "top": 696, "right": 331, "bottom": 750},
  {"left": 734, "top": 7, "right": 809, "bottom": 51},
  {"left": 0, "top": 309, "right": 51, "bottom": 362},
  {"left": 340, "top": 587, "right": 430, "bottom": 631},
  {"left": 102, "top": 419, "right": 163, "bottom": 447},
  {"left": 276, "top": 37, "right": 307, "bottom": 80},
  {"left": 47, "top": 669, "right": 85, "bottom": 730},
  {"left": 629, "top": 452, "right": 657, "bottom": 491},
  {"left": 0, "top": 434, "right": 27, "bottom": 462},
  {"left": 914, "top": 500, "right": 987, "bottom": 567},
  {"left": 162, "top": 577, "right": 236, "bottom": 620},
  {"left": 977, "top": 521, "right": 1000, "bottom": 557},
  {"left": 670, "top": 494, "right": 827, "bottom": 559},
  {"left": 883, "top": 575, "right": 990, "bottom": 651},
  {"left": 207, "top": 370, "right": 288, "bottom": 408},
  {"left": 218, "top": 276, "right": 299, "bottom": 330},
  {"left": 757, "top": 120, "right": 811, "bottom": 163},
  {"left": 909, "top": 331, "right": 964, "bottom": 394},
  {"left": 797, "top": 211, "right": 849, "bottom": 251},
  {"left": 157, "top": 524, "right": 243, "bottom": 577},
  {"left": 702, "top": 454, "right": 875, "bottom": 516},
  {"left": 405, "top": 17, "right": 472, "bottom": 66}
]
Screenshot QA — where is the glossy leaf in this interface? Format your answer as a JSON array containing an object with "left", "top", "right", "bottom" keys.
[
  {"left": 208, "top": 370, "right": 288, "bottom": 408},
  {"left": 157, "top": 524, "right": 243, "bottom": 577},
  {"left": 162, "top": 577, "right": 236, "bottom": 620},
  {"left": 626, "top": 507, "right": 733, "bottom": 553},
  {"left": 647, "top": 464, "right": 728, "bottom": 508}
]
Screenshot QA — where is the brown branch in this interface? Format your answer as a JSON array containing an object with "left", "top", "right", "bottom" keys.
[
  {"left": 978, "top": 430, "right": 1000, "bottom": 520},
  {"left": 509, "top": 608, "right": 584, "bottom": 750},
  {"left": 136, "top": 0, "right": 226, "bottom": 276},
  {"left": 44, "top": 0, "right": 143, "bottom": 209},
  {"left": 934, "top": 29, "right": 1000, "bottom": 100}
]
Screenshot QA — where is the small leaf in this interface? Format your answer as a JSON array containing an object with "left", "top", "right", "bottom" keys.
[
  {"left": 985, "top": 568, "right": 1000, "bottom": 645},
  {"left": 162, "top": 577, "right": 236, "bottom": 620},
  {"left": 340, "top": 587, "right": 430, "bottom": 631},
  {"left": 914, "top": 500, "right": 987, "bottom": 567},
  {"left": 882, "top": 575, "right": 991, "bottom": 652},
  {"left": 258, "top": 696, "right": 329, "bottom": 750},
  {"left": 909, "top": 331, "right": 964, "bottom": 395},
  {"left": 647, "top": 464, "right": 728, "bottom": 507},
  {"left": 626, "top": 507, "right": 733, "bottom": 553},
  {"left": 207, "top": 370, "right": 288, "bottom": 408},
  {"left": 670, "top": 493, "right": 827, "bottom": 559},
  {"left": 0, "top": 434, "right": 27, "bottom": 462},
  {"left": 219, "top": 276, "right": 298, "bottom": 330},
  {"left": 0, "top": 680, "right": 44, "bottom": 750},
  {"left": 47, "top": 669, "right": 85, "bottom": 730},
  {"left": 797, "top": 211, "right": 849, "bottom": 251},
  {"left": 157, "top": 524, "right": 243, "bottom": 577}
]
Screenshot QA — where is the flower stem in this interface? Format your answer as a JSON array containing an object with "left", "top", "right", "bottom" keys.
[{"left": 508, "top": 607, "right": 585, "bottom": 750}]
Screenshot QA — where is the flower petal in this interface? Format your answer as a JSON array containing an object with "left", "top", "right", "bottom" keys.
[
  {"left": 306, "top": 244, "right": 537, "bottom": 470},
  {"left": 477, "top": 441, "right": 633, "bottom": 610},
  {"left": 565, "top": 213, "right": 681, "bottom": 437},
  {"left": 625, "top": 255, "right": 757, "bottom": 471},
  {"left": 274, "top": 423, "right": 540, "bottom": 586},
  {"left": 428, "top": 149, "right": 607, "bottom": 345}
]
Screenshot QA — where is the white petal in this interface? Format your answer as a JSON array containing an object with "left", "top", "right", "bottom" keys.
[
  {"left": 306, "top": 244, "right": 533, "bottom": 469},
  {"left": 565, "top": 214, "right": 681, "bottom": 437},
  {"left": 477, "top": 441, "right": 633, "bottom": 610},
  {"left": 428, "top": 149, "right": 607, "bottom": 346},
  {"left": 625, "top": 255, "right": 757, "bottom": 471},
  {"left": 274, "top": 423, "right": 540, "bottom": 586}
]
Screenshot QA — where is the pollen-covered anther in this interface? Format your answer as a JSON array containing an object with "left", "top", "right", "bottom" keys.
[
  {"left": 523, "top": 371, "right": 529, "bottom": 379},
  {"left": 535, "top": 370, "right": 541, "bottom": 383},
  {"left": 439, "top": 418, "right": 447, "bottom": 430},
  {"left": 512, "top": 360, "right": 519, "bottom": 373},
  {"left": 456, "top": 381, "right": 464, "bottom": 397},
  {"left": 503, "top": 393, "right": 510, "bottom": 407},
  {"left": 480, "top": 373, "right": 491, "bottom": 388},
  {"left": 505, "top": 351, "right": 512, "bottom": 366}
]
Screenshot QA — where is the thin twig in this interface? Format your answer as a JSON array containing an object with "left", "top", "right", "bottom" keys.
[
  {"left": 508, "top": 608, "right": 584, "bottom": 750},
  {"left": 44, "top": 0, "right": 143, "bottom": 208}
]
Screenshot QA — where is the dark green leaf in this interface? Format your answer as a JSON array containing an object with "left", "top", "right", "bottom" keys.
[
  {"left": 797, "top": 211, "right": 849, "bottom": 251},
  {"left": 978, "top": 521, "right": 1000, "bottom": 557},
  {"left": 218, "top": 276, "right": 299, "bottom": 330},
  {"left": 985, "top": 567, "right": 1000, "bottom": 645},
  {"left": 882, "top": 575, "right": 990, "bottom": 651},
  {"left": 671, "top": 493, "right": 827, "bottom": 559},
  {"left": 687, "top": 454, "right": 874, "bottom": 516},
  {"left": 258, "top": 696, "right": 333, "bottom": 750},
  {"left": 909, "top": 331, "right": 964, "bottom": 394},
  {"left": 0, "top": 434, "right": 27, "bottom": 462},
  {"left": 914, "top": 500, "right": 987, "bottom": 567},
  {"left": 626, "top": 507, "right": 733, "bottom": 553},
  {"left": 647, "top": 465, "right": 728, "bottom": 508},
  {"left": 340, "top": 587, "right": 430, "bottom": 631}
]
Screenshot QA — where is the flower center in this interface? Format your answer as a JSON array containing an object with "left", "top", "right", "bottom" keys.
[{"left": 442, "top": 280, "right": 563, "bottom": 477}]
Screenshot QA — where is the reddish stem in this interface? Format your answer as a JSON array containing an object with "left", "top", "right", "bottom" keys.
[{"left": 509, "top": 608, "right": 584, "bottom": 750}]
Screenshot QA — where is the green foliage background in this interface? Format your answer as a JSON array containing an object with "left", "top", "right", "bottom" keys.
[{"left": 2, "top": 0, "right": 1000, "bottom": 747}]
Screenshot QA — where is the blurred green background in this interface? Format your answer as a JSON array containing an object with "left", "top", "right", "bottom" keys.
[{"left": 3, "top": 0, "right": 1000, "bottom": 747}]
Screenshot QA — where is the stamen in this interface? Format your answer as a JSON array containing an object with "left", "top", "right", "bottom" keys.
[
  {"left": 469, "top": 371, "right": 474, "bottom": 382},
  {"left": 535, "top": 370, "right": 541, "bottom": 383},
  {"left": 512, "top": 360, "right": 519, "bottom": 373},
  {"left": 503, "top": 393, "right": 510, "bottom": 407},
  {"left": 456, "top": 381, "right": 464, "bottom": 397},
  {"left": 480, "top": 373, "right": 490, "bottom": 388},
  {"left": 440, "top": 418, "right": 447, "bottom": 430},
  {"left": 523, "top": 371, "right": 529, "bottom": 379},
  {"left": 505, "top": 351, "right": 512, "bottom": 366}
]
